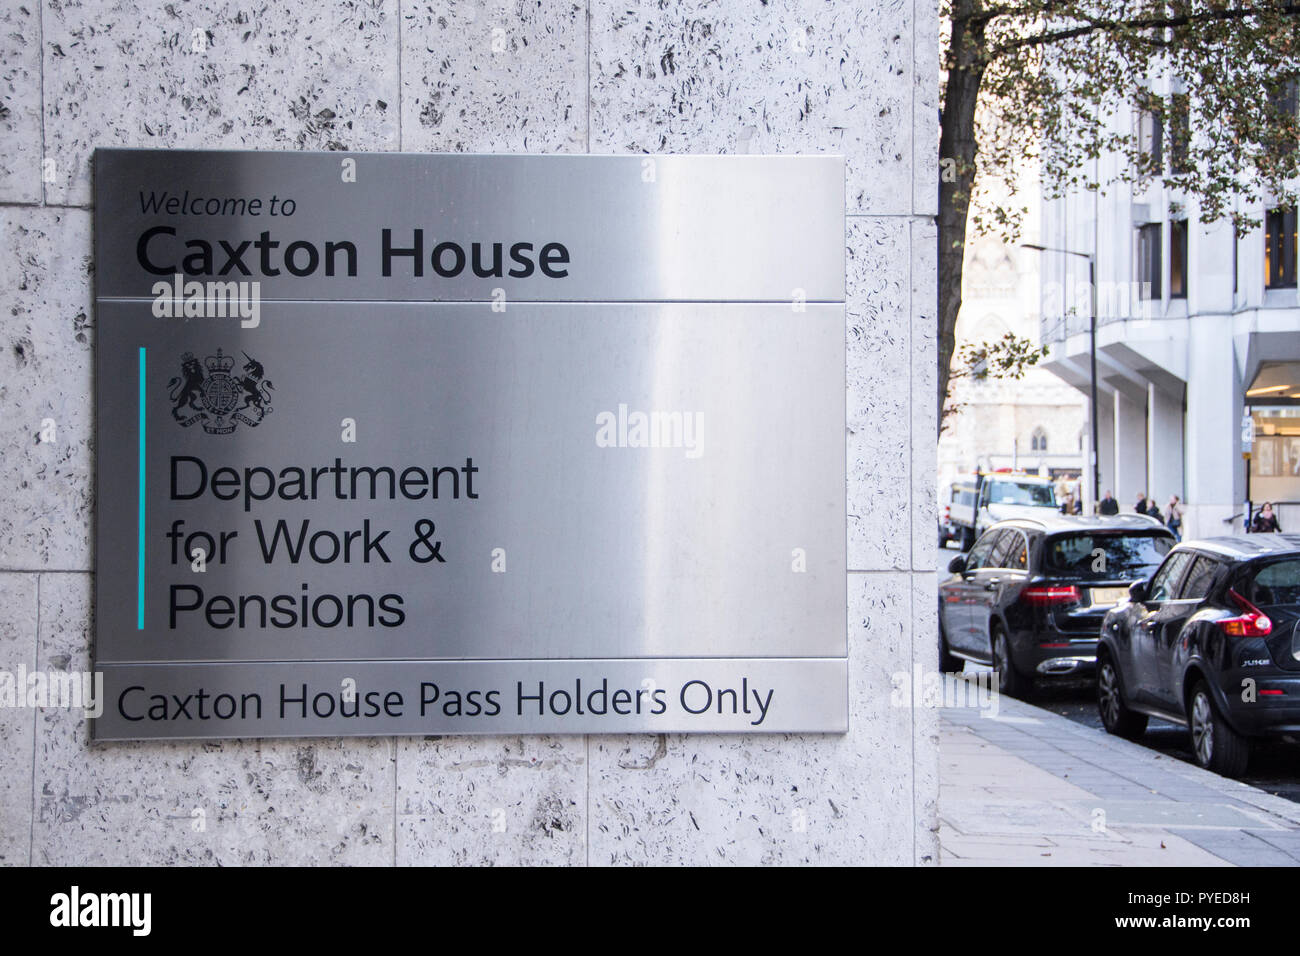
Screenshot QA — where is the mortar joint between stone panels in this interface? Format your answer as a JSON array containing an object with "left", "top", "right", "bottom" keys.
[
  {"left": 907, "top": 215, "right": 918, "bottom": 865},
  {"left": 585, "top": 0, "right": 591, "bottom": 155},
  {"left": 391, "top": 737, "right": 398, "bottom": 867},
  {"left": 584, "top": 734, "right": 590, "bottom": 867},
  {"left": 912, "top": 0, "right": 922, "bottom": 220},
  {"left": 846, "top": 212, "right": 931, "bottom": 219},
  {"left": 0, "top": 569, "right": 93, "bottom": 575},
  {"left": 38, "top": 1, "right": 46, "bottom": 207},
  {"left": 29, "top": 573, "right": 40, "bottom": 866},
  {"left": 397, "top": 0, "right": 403, "bottom": 153},
  {"left": 0, "top": 202, "right": 91, "bottom": 211}
]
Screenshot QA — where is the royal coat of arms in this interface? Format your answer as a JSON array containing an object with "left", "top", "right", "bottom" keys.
[{"left": 168, "top": 348, "right": 274, "bottom": 434}]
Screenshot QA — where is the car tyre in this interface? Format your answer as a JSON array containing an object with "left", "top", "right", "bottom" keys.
[
  {"left": 1097, "top": 656, "right": 1147, "bottom": 740},
  {"left": 991, "top": 624, "right": 1029, "bottom": 698},
  {"left": 939, "top": 618, "right": 963, "bottom": 674},
  {"left": 1189, "top": 681, "right": 1250, "bottom": 778}
]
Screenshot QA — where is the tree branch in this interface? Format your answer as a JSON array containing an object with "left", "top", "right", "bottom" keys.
[{"left": 989, "top": 4, "right": 1300, "bottom": 58}]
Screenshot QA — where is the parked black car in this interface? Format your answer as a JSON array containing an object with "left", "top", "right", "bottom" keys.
[
  {"left": 1097, "top": 534, "right": 1300, "bottom": 777},
  {"left": 938, "top": 514, "right": 1175, "bottom": 697}
]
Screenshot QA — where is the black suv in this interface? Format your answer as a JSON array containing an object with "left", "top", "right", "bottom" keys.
[
  {"left": 1097, "top": 534, "right": 1300, "bottom": 777},
  {"left": 938, "top": 514, "right": 1175, "bottom": 696}
]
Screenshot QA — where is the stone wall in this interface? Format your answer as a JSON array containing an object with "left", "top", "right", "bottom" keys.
[{"left": 0, "top": 0, "right": 937, "bottom": 865}]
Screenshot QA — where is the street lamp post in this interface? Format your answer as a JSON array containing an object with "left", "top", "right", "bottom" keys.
[{"left": 1022, "top": 242, "right": 1100, "bottom": 510}]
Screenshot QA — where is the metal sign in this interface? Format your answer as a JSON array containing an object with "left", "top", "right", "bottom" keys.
[{"left": 92, "top": 149, "right": 847, "bottom": 739}]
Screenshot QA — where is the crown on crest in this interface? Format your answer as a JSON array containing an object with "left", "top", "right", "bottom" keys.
[{"left": 204, "top": 349, "right": 235, "bottom": 374}]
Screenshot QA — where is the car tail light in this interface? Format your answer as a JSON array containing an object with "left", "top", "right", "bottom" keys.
[
  {"left": 1021, "top": 585, "right": 1080, "bottom": 606},
  {"left": 1217, "top": 589, "right": 1273, "bottom": 638}
]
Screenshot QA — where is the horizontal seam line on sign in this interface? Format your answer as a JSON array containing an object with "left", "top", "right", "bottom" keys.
[
  {"left": 93, "top": 656, "right": 851, "bottom": 666},
  {"left": 0, "top": 207, "right": 918, "bottom": 216},
  {"left": 95, "top": 297, "right": 847, "bottom": 305}
]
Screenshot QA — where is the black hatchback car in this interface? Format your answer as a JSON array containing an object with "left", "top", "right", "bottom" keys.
[
  {"left": 939, "top": 514, "right": 1175, "bottom": 696},
  {"left": 1097, "top": 534, "right": 1300, "bottom": 777}
]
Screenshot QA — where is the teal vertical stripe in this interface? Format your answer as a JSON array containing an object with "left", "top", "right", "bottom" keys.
[{"left": 138, "top": 347, "right": 146, "bottom": 629}]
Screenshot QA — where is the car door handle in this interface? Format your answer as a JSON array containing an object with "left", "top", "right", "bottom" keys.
[{"left": 984, "top": 579, "right": 1000, "bottom": 591}]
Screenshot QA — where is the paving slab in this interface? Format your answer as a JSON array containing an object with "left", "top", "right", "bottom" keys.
[{"left": 940, "top": 694, "right": 1300, "bottom": 866}]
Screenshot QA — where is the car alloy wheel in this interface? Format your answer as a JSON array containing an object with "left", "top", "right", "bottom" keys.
[
  {"left": 1191, "top": 690, "right": 1214, "bottom": 767},
  {"left": 1099, "top": 662, "right": 1122, "bottom": 727},
  {"left": 991, "top": 627, "right": 1026, "bottom": 698},
  {"left": 1188, "top": 681, "right": 1249, "bottom": 777},
  {"left": 1097, "top": 659, "right": 1146, "bottom": 739},
  {"left": 993, "top": 632, "right": 1009, "bottom": 691}
]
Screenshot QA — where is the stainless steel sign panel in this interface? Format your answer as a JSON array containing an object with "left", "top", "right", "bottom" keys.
[
  {"left": 95, "top": 300, "right": 845, "bottom": 663},
  {"left": 94, "top": 150, "right": 845, "bottom": 303},
  {"left": 92, "top": 149, "right": 847, "bottom": 739},
  {"left": 92, "top": 659, "right": 848, "bottom": 739}
]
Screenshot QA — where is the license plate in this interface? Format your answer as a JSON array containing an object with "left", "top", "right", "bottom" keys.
[{"left": 1091, "top": 587, "right": 1129, "bottom": 606}]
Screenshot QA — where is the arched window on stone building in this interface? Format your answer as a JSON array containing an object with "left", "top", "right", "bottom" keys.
[{"left": 1031, "top": 426, "right": 1048, "bottom": 452}]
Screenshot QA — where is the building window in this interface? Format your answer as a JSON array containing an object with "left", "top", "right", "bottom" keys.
[
  {"left": 1031, "top": 427, "right": 1048, "bottom": 452},
  {"left": 1265, "top": 78, "right": 1299, "bottom": 162},
  {"left": 1170, "top": 219, "right": 1188, "bottom": 298},
  {"left": 1169, "top": 93, "right": 1191, "bottom": 174},
  {"left": 1266, "top": 207, "right": 1297, "bottom": 289},
  {"left": 1138, "top": 107, "right": 1164, "bottom": 176},
  {"left": 1137, "top": 223, "right": 1162, "bottom": 299}
]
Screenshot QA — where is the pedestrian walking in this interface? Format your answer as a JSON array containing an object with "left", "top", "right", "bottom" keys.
[
  {"left": 1098, "top": 490, "right": 1119, "bottom": 515},
  {"left": 1166, "top": 495, "right": 1183, "bottom": 541},
  {"left": 1134, "top": 493, "right": 1148, "bottom": 515},
  {"left": 1145, "top": 498, "right": 1162, "bottom": 524}
]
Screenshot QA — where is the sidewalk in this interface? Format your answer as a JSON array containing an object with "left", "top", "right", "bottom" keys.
[{"left": 940, "top": 693, "right": 1300, "bottom": 865}]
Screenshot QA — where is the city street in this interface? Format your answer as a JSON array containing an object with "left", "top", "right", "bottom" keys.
[{"left": 933, "top": 544, "right": 1300, "bottom": 806}]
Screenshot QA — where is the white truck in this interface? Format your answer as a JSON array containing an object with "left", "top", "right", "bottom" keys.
[{"left": 945, "top": 471, "right": 1060, "bottom": 551}]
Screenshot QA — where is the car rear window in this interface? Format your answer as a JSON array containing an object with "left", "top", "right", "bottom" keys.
[
  {"left": 1043, "top": 532, "right": 1173, "bottom": 581},
  {"left": 1244, "top": 558, "right": 1300, "bottom": 607},
  {"left": 984, "top": 481, "right": 1055, "bottom": 506}
]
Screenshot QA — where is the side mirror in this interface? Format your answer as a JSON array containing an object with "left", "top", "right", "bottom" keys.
[
  {"left": 1128, "top": 579, "right": 1148, "bottom": 603},
  {"left": 948, "top": 555, "right": 967, "bottom": 575}
]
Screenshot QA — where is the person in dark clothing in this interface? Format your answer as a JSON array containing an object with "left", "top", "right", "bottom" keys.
[
  {"left": 1135, "top": 493, "right": 1148, "bottom": 515},
  {"left": 1098, "top": 491, "right": 1119, "bottom": 515},
  {"left": 1145, "top": 498, "right": 1161, "bottom": 524},
  {"left": 1251, "top": 502, "right": 1282, "bottom": 533}
]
